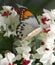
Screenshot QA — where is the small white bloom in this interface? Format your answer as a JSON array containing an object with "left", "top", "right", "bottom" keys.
[
  {"left": 43, "top": 9, "right": 51, "bottom": 19},
  {"left": 37, "top": 46, "right": 45, "bottom": 55},
  {"left": 40, "top": 52, "right": 55, "bottom": 65},
  {"left": 36, "top": 41, "right": 55, "bottom": 65},
  {"left": 0, "top": 52, "right": 15, "bottom": 65},
  {"left": 0, "top": 6, "right": 20, "bottom": 37},
  {"left": 16, "top": 45, "right": 31, "bottom": 60},
  {"left": 0, "top": 57, "right": 9, "bottom": 65},
  {"left": 5, "top": 51, "right": 15, "bottom": 64},
  {"left": 37, "top": 9, "right": 55, "bottom": 65},
  {"left": 15, "top": 41, "right": 31, "bottom": 60}
]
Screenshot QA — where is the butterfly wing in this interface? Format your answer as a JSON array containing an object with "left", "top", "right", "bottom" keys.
[
  {"left": 16, "top": 8, "right": 39, "bottom": 40},
  {"left": 21, "top": 10, "right": 39, "bottom": 28},
  {"left": 16, "top": 22, "right": 35, "bottom": 40}
]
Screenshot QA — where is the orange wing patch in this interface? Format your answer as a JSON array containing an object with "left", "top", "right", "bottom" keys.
[{"left": 21, "top": 10, "right": 33, "bottom": 19}]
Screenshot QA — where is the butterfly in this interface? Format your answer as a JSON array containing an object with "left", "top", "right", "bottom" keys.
[{"left": 16, "top": 7, "right": 39, "bottom": 40}]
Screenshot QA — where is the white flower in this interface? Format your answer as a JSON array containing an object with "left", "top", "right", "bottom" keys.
[
  {"left": 40, "top": 51, "right": 55, "bottom": 65},
  {"left": 42, "top": 9, "right": 51, "bottom": 19},
  {"left": 37, "top": 9, "right": 55, "bottom": 65},
  {"left": 0, "top": 57, "right": 9, "bottom": 65},
  {"left": 15, "top": 41, "right": 31, "bottom": 60},
  {"left": 43, "top": 9, "right": 54, "bottom": 21},
  {"left": 36, "top": 41, "right": 55, "bottom": 65},
  {"left": 37, "top": 46, "right": 45, "bottom": 55},
  {"left": 37, "top": 50, "right": 52, "bottom": 65},
  {"left": 5, "top": 51, "right": 15, "bottom": 64},
  {"left": 16, "top": 45, "right": 31, "bottom": 60},
  {"left": 42, "top": 9, "right": 55, "bottom": 23},
  {"left": 0, "top": 52, "right": 15, "bottom": 65},
  {"left": 0, "top": 6, "right": 20, "bottom": 37},
  {"left": 36, "top": 33, "right": 55, "bottom": 65},
  {"left": 2, "top": 6, "right": 17, "bottom": 17}
]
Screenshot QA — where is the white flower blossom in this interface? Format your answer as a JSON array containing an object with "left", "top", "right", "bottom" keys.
[
  {"left": 15, "top": 44, "right": 31, "bottom": 60},
  {"left": 37, "top": 9, "right": 55, "bottom": 65},
  {"left": 36, "top": 43, "right": 55, "bottom": 65},
  {"left": 0, "top": 6, "right": 20, "bottom": 37},
  {"left": 0, "top": 52, "right": 15, "bottom": 65},
  {"left": 5, "top": 51, "right": 15, "bottom": 64},
  {"left": 43, "top": 9, "right": 55, "bottom": 21}
]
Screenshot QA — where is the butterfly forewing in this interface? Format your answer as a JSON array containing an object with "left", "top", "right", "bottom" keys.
[{"left": 16, "top": 7, "right": 39, "bottom": 40}]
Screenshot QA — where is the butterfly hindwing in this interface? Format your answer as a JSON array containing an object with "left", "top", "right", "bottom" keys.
[{"left": 16, "top": 22, "right": 34, "bottom": 40}]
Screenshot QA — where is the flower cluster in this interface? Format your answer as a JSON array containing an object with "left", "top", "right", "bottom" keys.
[
  {"left": 14, "top": 41, "right": 33, "bottom": 65},
  {"left": 0, "top": 6, "right": 20, "bottom": 37},
  {"left": 36, "top": 9, "right": 55, "bottom": 65},
  {"left": 0, "top": 50, "right": 16, "bottom": 65}
]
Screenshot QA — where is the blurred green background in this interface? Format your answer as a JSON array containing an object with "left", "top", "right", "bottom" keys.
[{"left": 0, "top": 0, "right": 55, "bottom": 15}]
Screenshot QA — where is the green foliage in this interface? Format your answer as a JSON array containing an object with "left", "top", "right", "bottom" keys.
[{"left": 0, "top": 34, "right": 14, "bottom": 54}]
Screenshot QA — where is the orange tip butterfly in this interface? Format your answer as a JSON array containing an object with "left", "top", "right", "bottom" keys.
[{"left": 16, "top": 6, "right": 40, "bottom": 40}]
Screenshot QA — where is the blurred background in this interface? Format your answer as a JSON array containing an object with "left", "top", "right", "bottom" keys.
[{"left": 0, "top": 0, "right": 55, "bottom": 15}]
